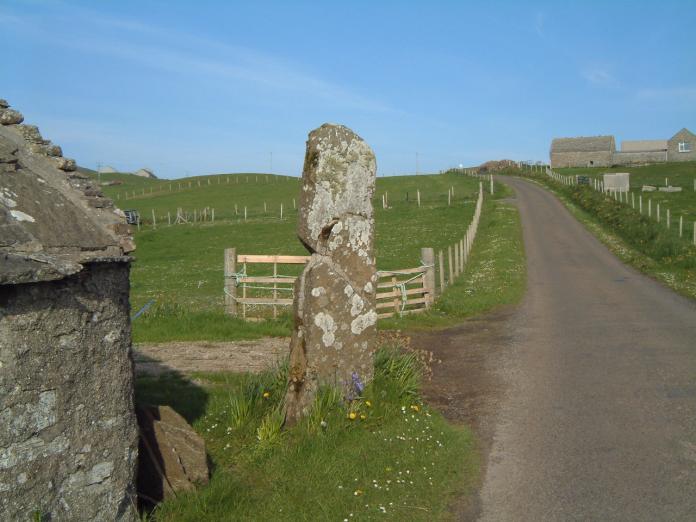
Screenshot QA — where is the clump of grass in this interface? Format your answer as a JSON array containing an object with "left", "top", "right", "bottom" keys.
[
  {"left": 141, "top": 345, "right": 478, "bottom": 521},
  {"left": 228, "top": 394, "right": 254, "bottom": 429},
  {"left": 255, "top": 406, "right": 285, "bottom": 451},
  {"left": 302, "top": 386, "right": 343, "bottom": 434},
  {"left": 374, "top": 345, "right": 422, "bottom": 398}
]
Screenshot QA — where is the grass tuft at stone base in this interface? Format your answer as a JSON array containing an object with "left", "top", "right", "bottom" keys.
[{"left": 136, "top": 347, "right": 478, "bottom": 521}]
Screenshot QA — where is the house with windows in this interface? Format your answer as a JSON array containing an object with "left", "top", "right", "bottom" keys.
[
  {"left": 550, "top": 128, "right": 695, "bottom": 167},
  {"left": 667, "top": 128, "right": 695, "bottom": 162}
]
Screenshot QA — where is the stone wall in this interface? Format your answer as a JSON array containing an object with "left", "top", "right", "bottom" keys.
[
  {"left": 612, "top": 150, "right": 668, "bottom": 166},
  {"left": 0, "top": 262, "right": 137, "bottom": 521},
  {"left": 550, "top": 151, "right": 614, "bottom": 168}
]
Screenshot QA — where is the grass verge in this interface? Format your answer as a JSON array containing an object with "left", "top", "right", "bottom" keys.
[
  {"left": 138, "top": 346, "right": 478, "bottom": 521},
  {"left": 379, "top": 185, "right": 526, "bottom": 331},
  {"left": 522, "top": 172, "right": 696, "bottom": 300}
]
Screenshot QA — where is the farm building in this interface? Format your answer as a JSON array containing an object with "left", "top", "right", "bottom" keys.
[
  {"left": 134, "top": 167, "right": 157, "bottom": 179},
  {"left": 550, "top": 136, "right": 615, "bottom": 168},
  {"left": 0, "top": 101, "right": 138, "bottom": 520},
  {"left": 667, "top": 128, "right": 696, "bottom": 162},
  {"left": 550, "top": 128, "right": 696, "bottom": 168}
]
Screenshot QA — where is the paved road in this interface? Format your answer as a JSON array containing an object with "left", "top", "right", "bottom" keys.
[{"left": 476, "top": 178, "right": 696, "bottom": 521}]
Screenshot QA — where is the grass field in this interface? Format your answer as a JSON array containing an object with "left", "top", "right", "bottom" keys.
[
  {"left": 122, "top": 171, "right": 520, "bottom": 342},
  {"left": 124, "top": 172, "right": 527, "bottom": 342},
  {"left": 137, "top": 346, "right": 478, "bottom": 521},
  {"left": 380, "top": 187, "right": 525, "bottom": 331},
  {"left": 556, "top": 162, "right": 696, "bottom": 226}
]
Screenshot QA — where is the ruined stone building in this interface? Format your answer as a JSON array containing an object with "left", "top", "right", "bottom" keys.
[
  {"left": 550, "top": 128, "right": 696, "bottom": 168},
  {"left": 0, "top": 100, "right": 138, "bottom": 521}
]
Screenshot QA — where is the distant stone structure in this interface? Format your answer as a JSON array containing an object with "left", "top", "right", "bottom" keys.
[
  {"left": 550, "top": 128, "right": 696, "bottom": 168},
  {"left": 550, "top": 136, "right": 616, "bottom": 168},
  {"left": 0, "top": 100, "right": 138, "bottom": 521},
  {"left": 98, "top": 165, "right": 118, "bottom": 174},
  {"left": 478, "top": 159, "right": 517, "bottom": 172},
  {"left": 285, "top": 124, "right": 378, "bottom": 423},
  {"left": 134, "top": 168, "right": 157, "bottom": 179}
]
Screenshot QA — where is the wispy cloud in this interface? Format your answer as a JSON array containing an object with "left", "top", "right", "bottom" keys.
[
  {"left": 1, "top": 2, "right": 395, "bottom": 113},
  {"left": 581, "top": 66, "right": 619, "bottom": 88}
]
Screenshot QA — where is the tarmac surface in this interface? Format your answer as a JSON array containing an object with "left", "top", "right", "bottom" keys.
[{"left": 470, "top": 177, "right": 696, "bottom": 521}]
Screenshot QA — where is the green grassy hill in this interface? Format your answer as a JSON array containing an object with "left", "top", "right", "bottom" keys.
[
  {"left": 125, "top": 172, "right": 484, "bottom": 311},
  {"left": 556, "top": 162, "right": 696, "bottom": 223}
]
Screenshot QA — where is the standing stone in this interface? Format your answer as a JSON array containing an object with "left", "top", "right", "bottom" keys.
[{"left": 285, "top": 124, "right": 378, "bottom": 423}]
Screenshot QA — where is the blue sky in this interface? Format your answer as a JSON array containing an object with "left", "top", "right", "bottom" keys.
[{"left": 1, "top": 1, "right": 694, "bottom": 178}]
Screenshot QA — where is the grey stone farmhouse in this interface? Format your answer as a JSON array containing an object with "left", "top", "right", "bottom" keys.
[
  {"left": 0, "top": 100, "right": 138, "bottom": 521},
  {"left": 550, "top": 128, "right": 695, "bottom": 168}
]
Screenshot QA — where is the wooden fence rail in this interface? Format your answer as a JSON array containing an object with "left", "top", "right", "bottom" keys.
[{"left": 224, "top": 182, "right": 485, "bottom": 321}]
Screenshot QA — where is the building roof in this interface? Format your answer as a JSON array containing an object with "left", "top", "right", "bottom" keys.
[
  {"left": 551, "top": 136, "right": 615, "bottom": 153},
  {"left": 620, "top": 140, "right": 668, "bottom": 152},
  {"left": 0, "top": 100, "right": 135, "bottom": 285},
  {"left": 670, "top": 128, "right": 696, "bottom": 140}
]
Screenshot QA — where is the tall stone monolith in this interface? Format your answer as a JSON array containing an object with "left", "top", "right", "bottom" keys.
[{"left": 285, "top": 124, "right": 378, "bottom": 423}]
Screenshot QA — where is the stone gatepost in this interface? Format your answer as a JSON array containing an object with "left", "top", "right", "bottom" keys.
[{"left": 285, "top": 124, "right": 378, "bottom": 423}]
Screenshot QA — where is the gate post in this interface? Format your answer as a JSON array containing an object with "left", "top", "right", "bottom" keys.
[
  {"left": 224, "top": 247, "right": 237, "bottom": 316},
  {"left": 421, "top": 247, "right": 436, "bottom": 307}
]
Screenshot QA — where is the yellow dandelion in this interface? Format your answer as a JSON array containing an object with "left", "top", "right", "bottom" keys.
[
  {"left": 354, "top": 489, "right": 363, "bottom": 496},
  {"left": 262, "top": 391, "right": 271, "bottom": 399},
  {"left": 360, "top": 414, "right": 367, "bottom": 420},
  {"left": 348, "top": 412, "right": 357, "bottom": 420},
  {"left": 410, "top": 404, "right": 420, "bottom": 412},
  {"left": 365, "top": 400, "right": 372, "bottom": 408}
]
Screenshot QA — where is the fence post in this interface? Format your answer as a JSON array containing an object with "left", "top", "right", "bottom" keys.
[
  {"left": 459, "top": 239, "right": 465, "bottom": 272},
  {"left": 224, "top": 248, "right": 237, "bottom": 316},
  {"left": 679, "top": 216, "right": 683, "bottom": 237},
  {"left": 421, "top": 248, "right": 435, "bottom": 307},
  {"left": 438, "top": 250, "right": 445, "bottom": 294},
  {"left": 448, "top": 245, "right": 454, "bottom": 283},
  {"left": 453, "top": 243, "right": 460, "bottom": 278}
]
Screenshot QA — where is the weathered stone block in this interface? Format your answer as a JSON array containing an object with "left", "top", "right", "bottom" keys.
[
  {"left": 56, "top": 157, "right": 77, "bottom": 171},
  {"left": 136, "top": 405, "right": 209, "bottom": 506},
  {"left": 0, "top": 109, "right": 23, "bottom": 125}
]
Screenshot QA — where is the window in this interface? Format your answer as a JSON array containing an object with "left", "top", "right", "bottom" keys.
[{"left": 678, "top": 141, "right": 692, "bottom": 153}]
